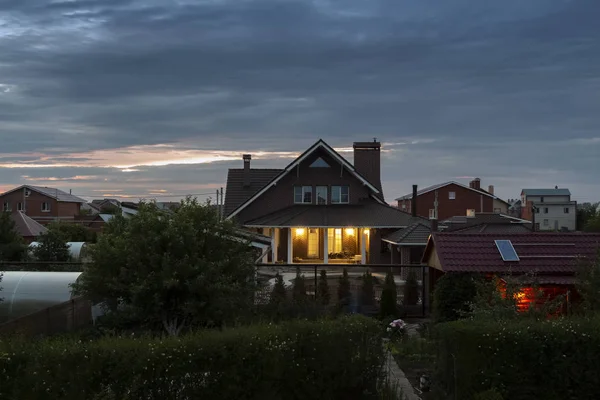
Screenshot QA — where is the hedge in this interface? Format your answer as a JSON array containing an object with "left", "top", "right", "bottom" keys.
[
  {"left": 435, "top": 317, "right": 600, "bottom": 399},
  {"left": 0, "top": 315, "right": 383, "bottom": 400}
]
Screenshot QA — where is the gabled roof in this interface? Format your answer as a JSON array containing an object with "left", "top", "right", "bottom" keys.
[
  {"left": 0, "top": 185, "right": 86, "bottom": 203},
  {"left": 243, "top": 202, "right": 429, "bottom": 228},
  {"left": 383, "top": 222, "right": 431, "bottom": 245},
  {"left": 521, "top": 188, "right": 571, "bottom": 197},
  {"left": 226, "top": 139, "right": 382, "bottom": 219},
  {"left": 395, "top": 181, "right": 509, "bottom": 204},
  {"left": 10, "top": 211, "right": 47, "bottom": 237},
  {"left": 224, "top": 169, "right": 283, "bottom": 217},
  {"left": 423, "top": 232, "right": 600, "bottom": 274}
]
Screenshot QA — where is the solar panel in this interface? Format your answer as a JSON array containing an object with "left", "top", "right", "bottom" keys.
[{"left": 495, "top": 240, "right": 520, "bottom": 261}]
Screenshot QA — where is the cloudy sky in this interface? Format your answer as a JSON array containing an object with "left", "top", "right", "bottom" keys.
[{"left": 1, "top": 0, "right": 599, "bottom": 204}]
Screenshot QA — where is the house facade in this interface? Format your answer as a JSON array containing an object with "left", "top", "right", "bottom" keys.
[
  {"left": 520, "top": 188, "right": 576, "bottom": 231},
  {"left": 0, "top": 185, "right": 86, "bottom": 225},
  {"left": 224, "top": 139, "right": 427, "bottom": 265},
  {"left": 395, "top": 178, "right": 509, "bottom": 221}
]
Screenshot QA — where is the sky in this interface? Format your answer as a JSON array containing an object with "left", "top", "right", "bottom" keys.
[{"left": 1, "top": 0, "right": 599, "bottom": 204}]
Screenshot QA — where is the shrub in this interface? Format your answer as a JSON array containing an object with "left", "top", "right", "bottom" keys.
[
  {"left": 435, "top": 317, "right": 600, "bottom": 400},
  {"left": 403, "top": 270, "right": 419, "bottom": 306},
  {"left": 0, "top": 316, "right": 384, "bottom": 400},
  {"left": 270, "top": 273, "right": 287, "bottom": 304},
  {"left": 337, "top": 268, "right": 351, "bottom": 306},
  {"left": 292, "top": 267, "right": 307, "bottom": 303},
  {"left": 380, "top": 270, "right": 397, "bottom": 318},
  {"left": 360, "top": 269, "right": 375, "bottom": 307},
  {"left": 317, "top": 270, "right": 330, "bottom": 305},
  {"left": 432, "top": 273, "right": 479, "bottom": 322}
]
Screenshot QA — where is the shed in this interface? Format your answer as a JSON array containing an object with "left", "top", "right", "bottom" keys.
[{"left": 0, "top": 271, "right": 82, "bottom": 323}]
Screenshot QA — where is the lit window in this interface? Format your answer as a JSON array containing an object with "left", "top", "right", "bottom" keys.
[
  {"left": 2, "top": 202, "right": 9, "bottom": 211},
  {"left": 328, "top": 228, "right": 342, "bottom": 253},
  {"left": 448, "top": 191, "right": 456, "bottom": 200},
  {"left": 316, "top": 186, "right": 328, "bottom": 205},
  {"left": 331, "top": 186, "right": 349, "bottom": 204},
  {"left": 294, "top": 186, "right": 312, "bottom": 204},
  {"left": 466, "top": 209, "right": 476, "bottom": 217},
  {"left": 41, "top": 202, "right": 51, "bottom": 212}
]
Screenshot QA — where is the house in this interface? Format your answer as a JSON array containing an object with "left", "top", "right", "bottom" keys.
[
  {"left": 520, "top": 188, "right": 577, "bottom": 231},
  {"left": 422, "top": 232, "right": 600, "bottom": 311},
  {"left": 8, "top": 211, "right": 48, "bottom": 243},
  {"left": 0, "top": 185, "right": 86, "bottom": 225},
  {"left": 224, "top": 139, "right": 428, "bottom": 265},
  {"left": 507, "top": 198, "right": 522, "bottom": 218},
  {"left": 395, "top": 178, "right": 509, "bottom": 221},
  {"left": 440, "top": 212, "right": 532, "bottom": 233}
]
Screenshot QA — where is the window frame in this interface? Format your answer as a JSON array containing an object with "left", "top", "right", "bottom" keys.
[
  {"left": 543, "top": 219, "right": 549, "bottom": 226},
  {"left": 2, "top": 202, "right": 9, "bottom": 211},
  {"left": 331, "top": 185, "right": 349, "bottom": 204},
  {"left": 41, "top": 201, "right": 51, "bottom": 212},
  {"left": 316, "top": 186, "right": 328, "bottom": 205},
  {"left": 17, "top": 202, "right": 24, "bottom": 211},
  {"left": 564, "top": 207, "right": 569, "bottom": 214},
  {"left": 428, "top": 209, "right": 435, "bottom": 219},
  {"left": 544, "top": 207, "right": 549, "bottom": 214},
  {"left": 448, "top": 191, "right": 456, "bottom": 200},
  {"left": 294, "top": 186, "right": 313, "bottom": 204}
]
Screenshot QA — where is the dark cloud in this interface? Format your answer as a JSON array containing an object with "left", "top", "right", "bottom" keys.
[{"left": 0, "top": 0, "right": 599, "bottom": 201}]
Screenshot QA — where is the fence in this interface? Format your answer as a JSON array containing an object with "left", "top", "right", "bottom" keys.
[
  {"left": 0, "top": 296, "right": 92, "bottom": 337},
  {"left": 256, "top": 263, "right": 430, "bottom": 317}
]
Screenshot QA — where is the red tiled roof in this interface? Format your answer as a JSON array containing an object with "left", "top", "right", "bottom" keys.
[{"left": 425, "top": 232, "right": 600, "bottom": 274}]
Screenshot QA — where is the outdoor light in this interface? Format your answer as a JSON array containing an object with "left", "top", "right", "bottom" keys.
[
  {"left": 295, "top": 228, "right": 305, "bottom": 235},
  {"left": 345, "top": 228, "right": 355, "bottom": 235},
  {"left": 364, "top": 228, "right": 370, "bottom": 235}
]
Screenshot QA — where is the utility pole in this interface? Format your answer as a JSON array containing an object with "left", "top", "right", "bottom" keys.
[
  {"left": 434, "top": 190, "right": 439, "bottom": 220},
  {"left": 220, "top": 187, "right": 224, "bottom": 220},
  {"left": 531, "top": 204, "right": 538, "bottom": 232},
  {"left": 216, "top": 189, "right": 220, "bottom": 220}
]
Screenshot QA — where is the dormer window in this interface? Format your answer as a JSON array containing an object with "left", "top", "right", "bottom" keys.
[
  {"left": 331, "top": 186, "right": 349, "bottom": 204},
  {"left": 294, "top": 186, "right": 312, "bottom": 204}
]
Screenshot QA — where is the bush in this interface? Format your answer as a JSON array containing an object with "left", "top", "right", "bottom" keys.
[
  {"left": 360, "top": 269, "right": 375, "bottom": 307},
  {"left": 317, "top": 270, "right": 330, "bottom": 305},
  {"left": 432, "top": 273, "right": 479, "bottom": 322},
  {"left": 403, "top": 270, "right": 419, "bottom": 306},
  {"left": 337, "top": 268, "right": 351, "bottom": 306},
  {"left": 380, "top": 270, "right": 397, "bottom": 318},
  {"left": 435, "top": 317, "right": 600, "bottom": 400},
  {"left": 0, "top": 316, "right": 384, "bottom": 400}
]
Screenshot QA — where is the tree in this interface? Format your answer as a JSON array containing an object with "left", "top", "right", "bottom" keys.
[
  {"left": 317, "top": 270, "right": 330, "bottom": 305},
  {"left": 577, "top": 202, "right": 600, "bottom": 231},
  {"left": 32, "top": 229, "right": 71, "bottom": 262},
  {"left": 583, "top": 211, "right": 600, "bottom": 232},
  {"left": 72, "top": 198, "right": 257, "bottom": 336},
  {"left": 576, "top": 248, "right": 600, "bottom": 312},
  {"left": 292, "top": 267, "right": 307, "bottom": 303},
  {"left": 432, "top": 273, "right": 479, "bottom": 322},
  {"left": 337, "top": 268, "right": 351, "bottom": 306},
  {"left": 360, "top": 269, "right": 375, "bottom": 307},
  {"left": 47, "top": 221, "right": 95, "bottom": 242},
  {"left": 270, "top": 273, "right": 287, "bottom": 305},
  {"left": 0, "top": 212, "right": 27, "bottom": 262},
  {"left": 403, "top": 270, "right": 420, "bottom": 306},
  {"left": 380, "top": 270, "right": 398, "bottom": 317}
]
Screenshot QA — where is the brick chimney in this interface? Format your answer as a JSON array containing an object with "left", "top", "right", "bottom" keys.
[
  {"left": 488, "top": 185, "right": 494, "bottom": 195},
  {"left": 412, "top": 184, "right": 418, "bottom": 217},
  {"left": 243, "top": 154, "right": 251, "bottom": 187},
  {"left": 469, "top": 178, "right": 481, "bottom": 190},
  {"left": 353, "top": 139, "right": 382, "bottom": 196}
]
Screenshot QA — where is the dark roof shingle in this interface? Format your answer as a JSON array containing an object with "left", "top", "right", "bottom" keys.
[
  {"left": 10, "top": 211, "right": 47, "bottom": 237},
  {"left": 223, "top": 169, "right": 283, "bottom": 217},
  {"left": 383, "top": 222, "right": 431, "bottom": 245},
  {"left": 426, "top": 232, "right": 600, "bottom": 274}
]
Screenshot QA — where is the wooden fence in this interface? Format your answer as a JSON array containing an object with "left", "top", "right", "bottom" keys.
[{"left": 0, "top": 296, "right": 93, "bottom": 337}]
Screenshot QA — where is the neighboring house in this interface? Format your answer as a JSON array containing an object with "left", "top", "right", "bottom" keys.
[
  {"left": 422, "top": 232, "right": 600, "bottom": 311},
  {"left": 395, "top": 178, "right": 509, "bottom": 221},
  {"left": 382, "top": 221, "right": 432, "bottom": 279},
  {"left": 507, "top": 198, "right": 522, "bottom": 218},
  {"left": 520, "top": 188, "right": 577, "bottom": 231},
  {"left": 9, "top": 211, "right": 48, "bottom": 243},
  {"left": 80, "top": 202, "right": 102, "bottom": 215},
  {"left": 224, "top": 139, "right": 428, "bottom": 265},
  {"left": 0, "top": 185, "right": 86, "bottom": 225},
  {"left": 440, "top": 212, "right": 532, "bottom": 233}
]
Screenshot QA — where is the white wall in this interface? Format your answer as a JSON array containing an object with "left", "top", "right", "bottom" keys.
[
  {"left": 537, "top": 204, "right": 576, "bottom": 231},
  {"left": 492, "top": 199, "right": 508, "bottom": 213},
  {"left": 527, "top": 195, "right": 571, "bottom": 203}
]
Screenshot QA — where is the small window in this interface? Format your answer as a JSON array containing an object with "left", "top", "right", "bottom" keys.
[
  {"left": 543, "top": 219, "right": 549, "bottom": 226},
  {"left": 294, "top": 186, "right": 312, "bottom": 204},
  {"left": 17, "top": 202, "right": 24, "bottom": 211},
  {"left": 2, "top": 202, "right": 9, "bottom": 211},
  {"left": 331, "top": 186, "right": 349, "bottom": 204},
  {"left": 540, "top": 197, "right": 545, "bottom": 202},
  {"left": 401, "top": 204, "right": 406, "bottom": 210},
  {"left": 316, "top": 186, "right": 328, "bottom": 205},
  {"left": 309, "top": 157, "right": 330, "bottom": 168},
  {"left": 448, "top": 191, "right": 456, "bottom": 200},
  {"left": 544, "top": 207, "right": 549, "bottom": 214},
  {"left": 41, "top": 202, "right": 51, "bottom": 212},
  {"left": 535, "top": 207, "right": 540, "bottom": 214},
  {"left": 466, "top": 209, "right": 476, "bottom": 217},
  {"left": 493, "top": 208, "right": 501, "bottom": 213},
  {"left": 429, "top": 209, "right": 435, "bottom": 219},
  {"left": 564, "top": 207, "right": 569, "bottom": 214}
]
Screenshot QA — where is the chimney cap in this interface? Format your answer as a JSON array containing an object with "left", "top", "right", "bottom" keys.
[
  {"left": 243, "top": 154, "right": 251, "bottom": 161},
  {"left": 353, "top": 141, "right": 381, "bottom": 149}
]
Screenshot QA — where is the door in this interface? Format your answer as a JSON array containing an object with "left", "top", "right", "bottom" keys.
[{"left": 308, "top": 228, "right": 319, "bottom": 258}]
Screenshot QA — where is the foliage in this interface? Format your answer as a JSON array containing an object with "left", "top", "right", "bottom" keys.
[
  {"left": 577, "top": 202, "right": 600, "bottom": 231},
  {"left": 583, "top": 213, "right": 600, "bottom": 232},
  {"left": 47, "top": 221, "right": 96, "bottom": 243},
  {"left": 72, "top": 198, "right": 257, "bottom": 336},
  {"left": 270, "top": 273, "right": 287, "bottom": 305},
  {"left": 434, "top": 317, "right": 600, "bottom": 400},
  {"left": 403, "top": 270, "right": 419, "bottom": 306},
  {"left": 0, "top": 316, "right": 384, "bottom": 400},
  {"left": 379, "top": 270, "right": 397, "bottom": 318},
  {"left": 292, "top": 267, "right": 307, "bottom": 303},
  {"left": 337, "top": 268, "right": 351, "bottom": 306},
  {"left": 0, "top": 211, "right": 27, "bottom": 262},
  {"left": 360, "top": 269, "right": 375, "bottom": 307},
  {"left": 575, "top": 248, "right": 600, "bottom": 312},
  {"left": 32, "top": 228, "right": 71, "bottom": 262},
  {"left": 432, "top": 273, "right": 479, "bottom": 322},
  {"left": 317, "top": 269, "right": 330, "bottom": 305}
]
